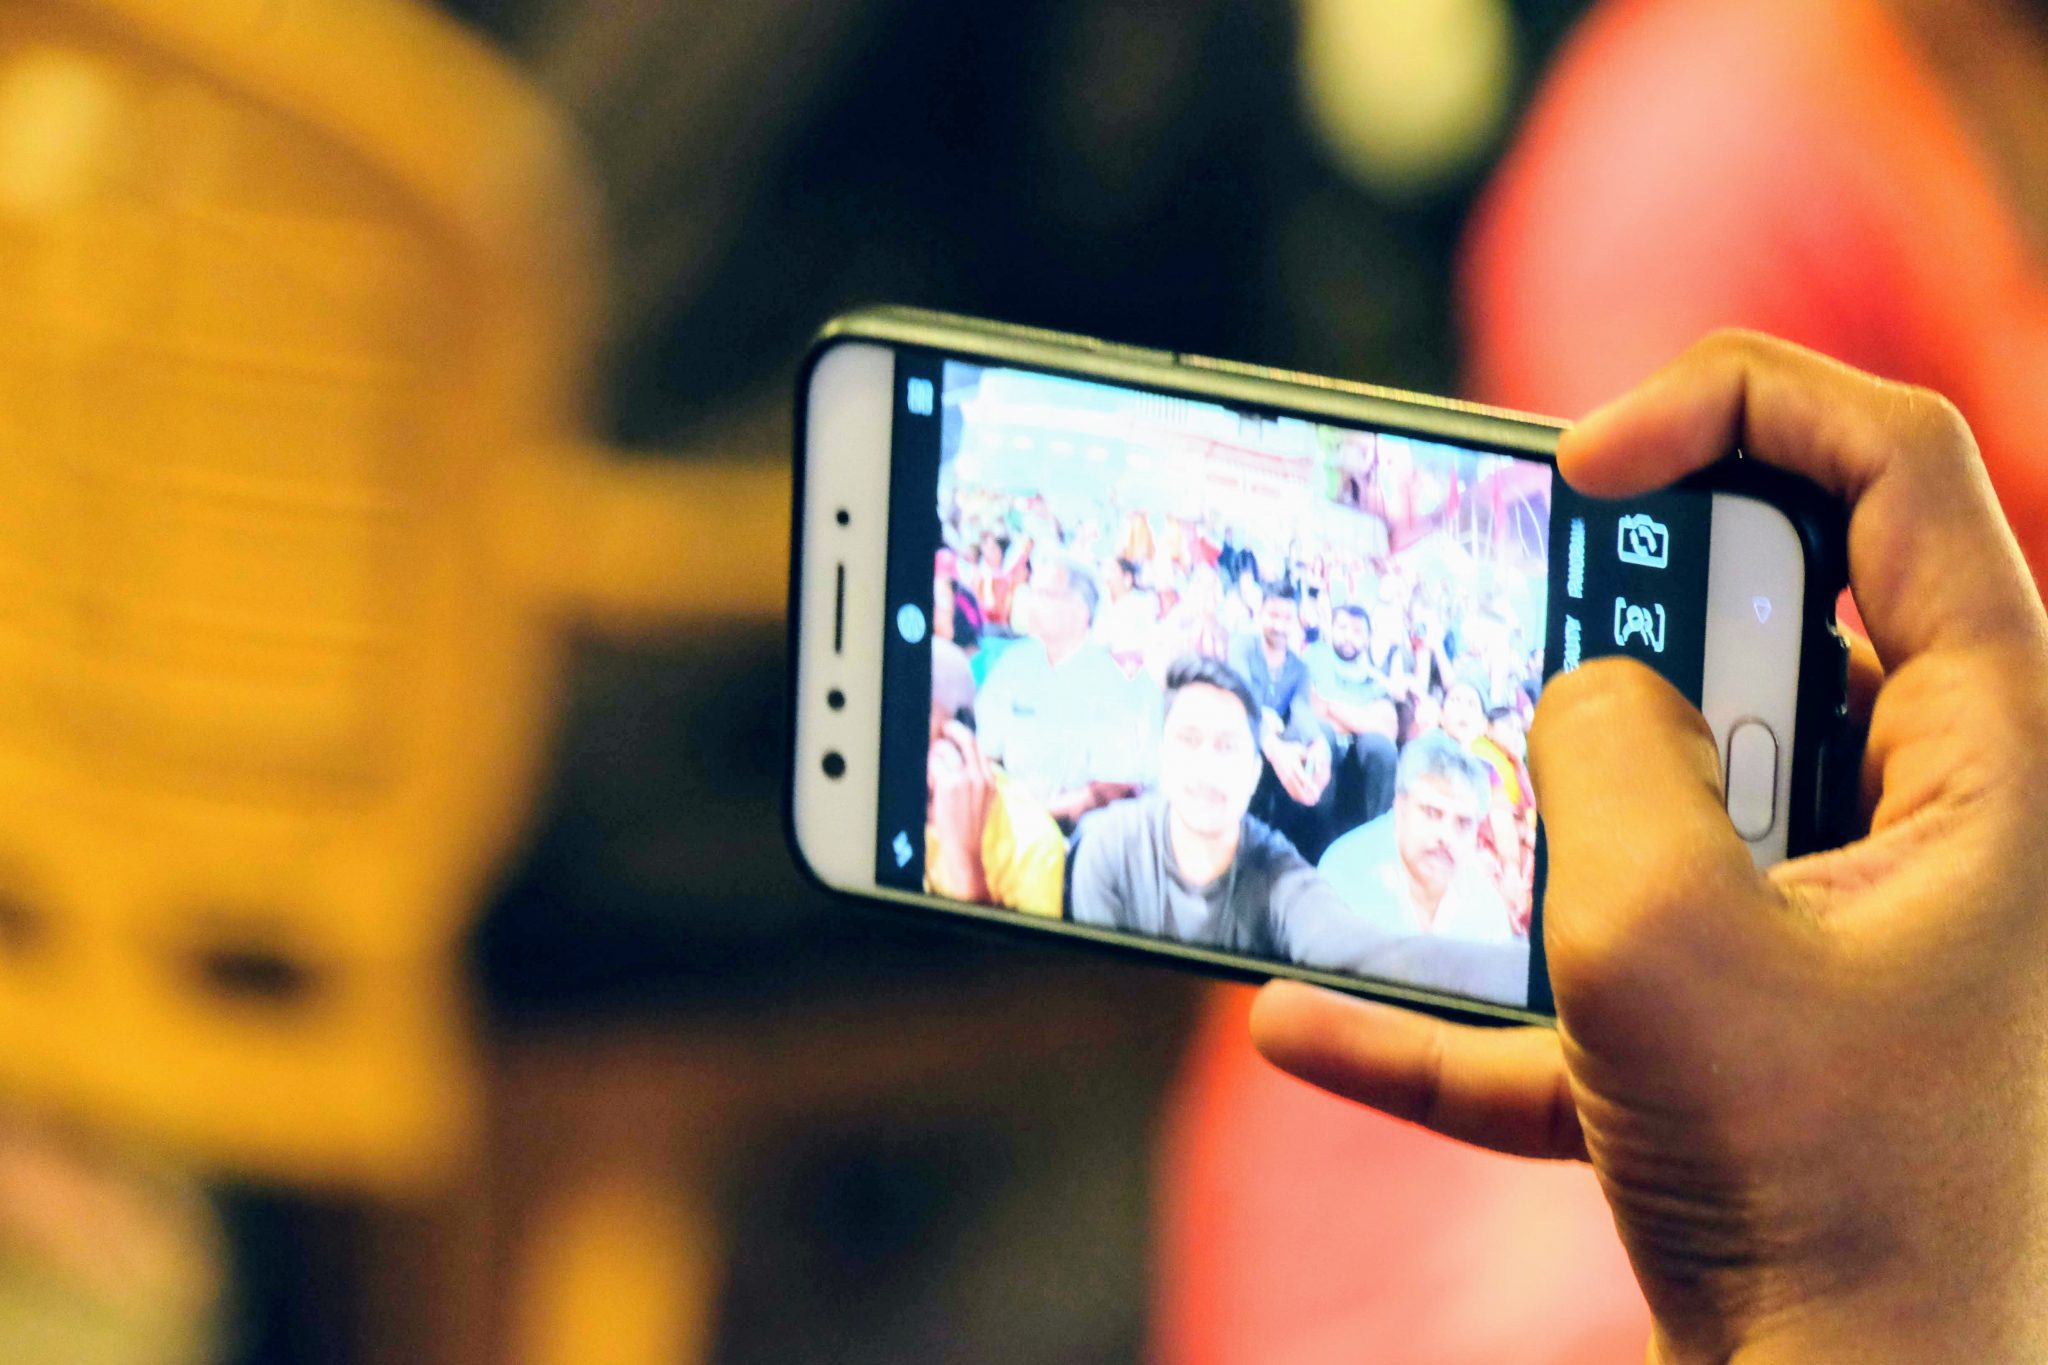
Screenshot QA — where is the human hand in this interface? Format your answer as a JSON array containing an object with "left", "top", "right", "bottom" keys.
[
  {"left": 1250, "top": 333, "right": 2048, "bottom": 1363},
  {"left": 1269, "top": 741, "right": 1328, "bottom": 806},
  {"left": 925, "top": 720, "right": 993, "bottom": 901},
  {"left": 1301, "top": 739, "right": 1332, "bottom": 803}
]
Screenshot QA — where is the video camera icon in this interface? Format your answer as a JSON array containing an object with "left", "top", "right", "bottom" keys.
[
  {"left": 1616, "top": 513, "right": 1670, "bottom": 569},
  {"left": 1614, "top": 596, "right": 1666, "bottom": 653}
]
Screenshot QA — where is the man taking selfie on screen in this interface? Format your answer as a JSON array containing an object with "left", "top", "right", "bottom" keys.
[{"left": 1070, "top": 657, "right": 1354, "bottom": 956}]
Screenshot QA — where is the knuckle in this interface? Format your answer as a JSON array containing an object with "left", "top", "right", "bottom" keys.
[
  {"left": 1884, "top": 381, "right": 1974, "bottom": 454},
  {"left": 1690, "top": 326, "right": 1784, "bottom": 370}
]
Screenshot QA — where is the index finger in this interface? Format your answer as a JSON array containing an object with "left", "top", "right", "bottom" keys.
[
  {"left": 1559, "top": 330, "right": 2043, "bottom": 669},
  {"left": 1249, "top": 982, "right": 1585, "bottom": 1162}
]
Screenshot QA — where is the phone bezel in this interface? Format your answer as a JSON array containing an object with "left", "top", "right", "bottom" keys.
[{"left": 785, "top": 306, "right": 1849, "bottom": 1029}]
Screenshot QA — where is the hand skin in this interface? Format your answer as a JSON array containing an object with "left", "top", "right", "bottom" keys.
[
  {"left": 1274, "top": 742, "right": 1327, "bottom": 806},
  {"left": 1264, "top": 736, "right": 1334, "bottom": 806},
  {"left": 1251, "top": 332, "right": 2048, "bottom": 1364}
]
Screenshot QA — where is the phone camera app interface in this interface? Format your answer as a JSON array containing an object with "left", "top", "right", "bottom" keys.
[{"left": 874, "top": 354, "right": 1710, "bottom": 1011}]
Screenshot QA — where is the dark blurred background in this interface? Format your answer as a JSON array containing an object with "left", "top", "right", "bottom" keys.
[
  {"left": 445, "top": 3, "right": 1584, "bottom": 1362},
  {"left": 452, "top": 4, "right": 1588, "bottom": 1362},
  {"left": 19, "top": 0, "right": 2048, "bottom": 1357},
  {"left": 4, "top": 3, "right": 1597, "bottom": 1362},
  {"left": 462, "top": 0, "right": 1590, "bottom": 999}
]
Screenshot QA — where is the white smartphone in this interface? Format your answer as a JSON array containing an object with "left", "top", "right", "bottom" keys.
[{"left": 788, "top": 307, "right": 1847, "bottom": 1024}]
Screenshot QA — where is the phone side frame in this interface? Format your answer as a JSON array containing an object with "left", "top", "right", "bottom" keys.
[
  {"left": 784, "top": 306, "right": 1850, "bottom": 1029},
  {"left": 788, "top": 341, "right": 893, "bottom": 896},
  {"left": 1679, "top": 458, "right": 1852, "bottom": 859}
]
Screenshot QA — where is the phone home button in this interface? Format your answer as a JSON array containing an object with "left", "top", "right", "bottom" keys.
[{"left": 1725, "top": 719, "right": 1778, "bottom": 842}]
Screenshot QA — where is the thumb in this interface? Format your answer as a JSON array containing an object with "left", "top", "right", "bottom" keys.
[{"left": 1529, "top": 659, "right": 1776, "bottom": 1025}]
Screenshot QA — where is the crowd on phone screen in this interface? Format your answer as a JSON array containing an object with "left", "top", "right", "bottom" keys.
[{"left": 925, "top": 487, "right": 1546, "bottom": 1005}]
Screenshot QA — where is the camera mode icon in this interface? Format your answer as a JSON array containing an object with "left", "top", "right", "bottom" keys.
[
  {"left": 1617, "top": 513, "right": 1670, "bottom": 569},
  {"left": 1613, "top": 597, "right": 1667, "bottom": 653}
]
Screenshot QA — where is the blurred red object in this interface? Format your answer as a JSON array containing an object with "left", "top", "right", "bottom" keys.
[
  {"left": 1156, "top": 0, "right": 2048, "bottom": 1358},
  {"left": 1152, "top": 990, "right": 1643, "bottom": 1365},
  {"left": 1466, "top": 0, "right": 2048, "bottom": 564}
]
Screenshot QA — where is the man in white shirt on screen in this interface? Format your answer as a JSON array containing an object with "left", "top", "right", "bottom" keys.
[{"left": 976, "top": 551, "right": 1159, "bottom": 827}]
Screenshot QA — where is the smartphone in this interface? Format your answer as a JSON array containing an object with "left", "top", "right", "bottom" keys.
[{"left": 787, "top": 306, "right": 1848, "bottom": 1025}]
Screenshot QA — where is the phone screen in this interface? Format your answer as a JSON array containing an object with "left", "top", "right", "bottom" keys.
[{"left": 871, "top": 349, "right": 1712, "bottom": 1012}]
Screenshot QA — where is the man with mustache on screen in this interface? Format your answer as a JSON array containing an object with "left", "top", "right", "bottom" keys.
[
  {"left": 1296, "top": 732, "right": 1528, "bottom": 1005},
  {"left": 1069, "top": 656, "right": 1357, "bottom": 958}
]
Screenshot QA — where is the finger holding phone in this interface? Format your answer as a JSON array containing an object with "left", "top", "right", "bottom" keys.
[{"left": 1253, "top": 332, "right": 2048, "bottom": 1364}]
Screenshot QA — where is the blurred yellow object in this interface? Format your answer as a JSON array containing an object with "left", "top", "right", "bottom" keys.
[
  {"left": 0, "top": 0, "right": 788, "bottom": 1189},
  {"left": 513, "top": 1170, "right": 718, "bottom": 1365},
  {"left": 1297, "top": 0, "right": 1517, "bottom": 195}
]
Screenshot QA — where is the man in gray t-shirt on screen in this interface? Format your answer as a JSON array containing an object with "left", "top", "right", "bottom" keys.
[{"left": 1069, "top": 656, "right": 1353, "bottom": 958}]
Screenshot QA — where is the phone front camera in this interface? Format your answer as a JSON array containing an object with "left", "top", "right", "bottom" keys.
[
  {"left": 822, "top": 751, "right": 846, "bottom": 779},
  {"left": 835, "top": 509, "right": 851, "bottom": 526}
]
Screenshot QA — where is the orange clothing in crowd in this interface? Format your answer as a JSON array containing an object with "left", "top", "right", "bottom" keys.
[{"left": 1155, "top": 0, "right": 2048, "bottom": 1360}]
